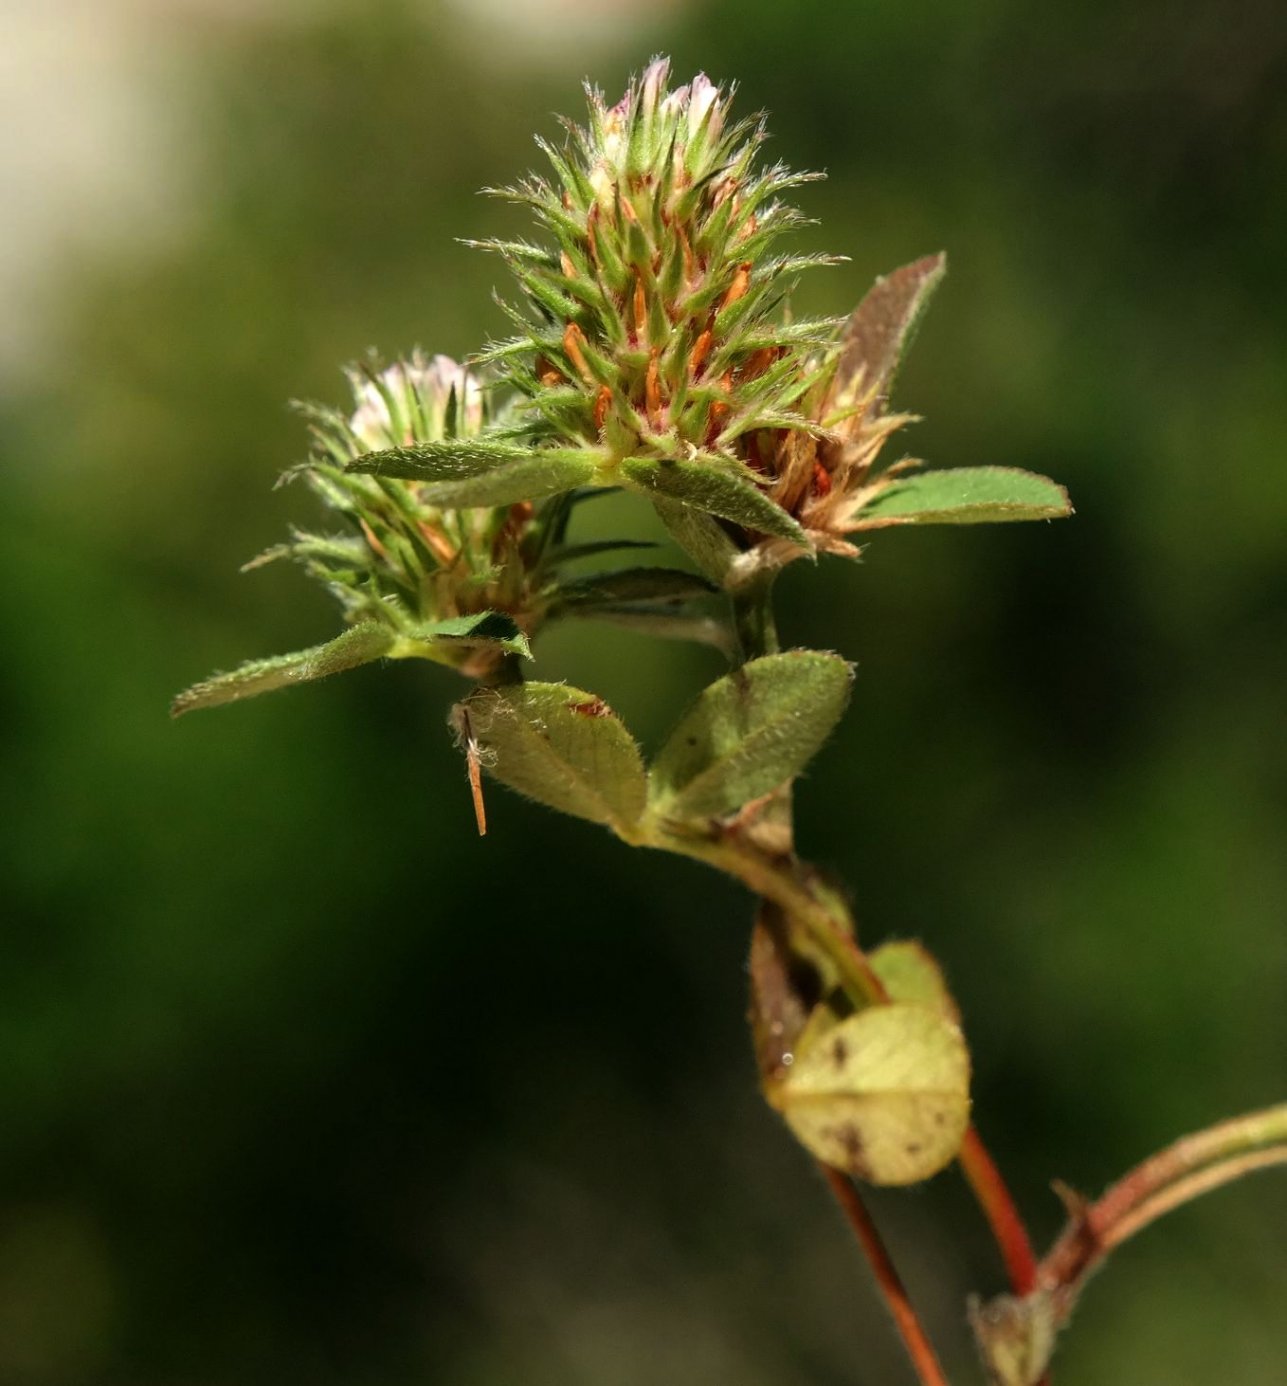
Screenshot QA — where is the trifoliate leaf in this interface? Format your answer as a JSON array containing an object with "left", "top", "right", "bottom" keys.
[
  {"left": 648, "top": 651, "right": 852, "bottom": 820},
  {"left": 621, "top": 456, "right": 808, "bottom": 546},
  {"left": 457, "top": 682, "right": 647, "bottom": 834},
  {"left": 869, "top": 940, "right": 961, "bottom": 1024},
  {"left": 828, "top": 253, "right": 946, "bottom": 411},
  {"left": 171, "top": 622, "right": 395, "bottom": 717},
  {"left": 771, "top": 1003, "right": 971, "bottom": 1186},
  {"left": 854, "top": 467, "right": 1072, "bottom": 529},
  {"left": 348, "top": 441, "right": 600, "bottom": 509}
]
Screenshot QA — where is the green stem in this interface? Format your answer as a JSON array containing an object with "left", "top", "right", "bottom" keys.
[
  {"left": 653, "top": 826, "right": 885, "bottom": 1007},
  {"left": 730, "top": 571, "right": 780, "bottom": 661}
]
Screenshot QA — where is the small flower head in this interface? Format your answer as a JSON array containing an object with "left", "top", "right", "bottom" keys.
[
  {"left": 347, "top": 354, "right": 483, "bottom": 454},
  {"left": 172, "top": 351, "right": 555, "bottom": 716},
  {"left": 280, "top": 352, "right": 542, "bottom": 658}
]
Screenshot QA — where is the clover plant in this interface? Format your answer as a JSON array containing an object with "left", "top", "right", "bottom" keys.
[{"left": 175, "top": 60, "right": 1286, "bottom": 1385}]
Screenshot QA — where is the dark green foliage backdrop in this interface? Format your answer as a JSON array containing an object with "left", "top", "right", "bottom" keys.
[{"left": 3, "top": 2, "right": 1284, "bottom": 1381}]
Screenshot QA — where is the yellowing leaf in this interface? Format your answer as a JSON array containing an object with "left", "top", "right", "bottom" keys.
[
  {"left": 869, "top": 940, "right": 961, "bottom": 1024},
  {"left": 772, "top": 1003, "right": 970, "bottom": 1186}
]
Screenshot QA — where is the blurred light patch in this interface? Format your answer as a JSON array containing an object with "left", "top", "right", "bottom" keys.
[
  {"left": 442, "top": 0, "right": 684, "bottom": 67},
  {"left": 0, "top": 2, "right": 197, "bottom": 379}
]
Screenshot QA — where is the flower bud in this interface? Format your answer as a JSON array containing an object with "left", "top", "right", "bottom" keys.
[
  {"left": 279, "top": 351, "right": 543, "bottom": 654},
  {"left": 347, "top": 354, "right": 482, "bottom": 453}
]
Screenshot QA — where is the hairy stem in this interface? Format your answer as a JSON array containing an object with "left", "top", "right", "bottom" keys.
[
  {"left": 655, "top": 827, "right": 885, "bottom": 1006},
  {"left": 730, "top": 570, "right": 781, "bottom": 660}
]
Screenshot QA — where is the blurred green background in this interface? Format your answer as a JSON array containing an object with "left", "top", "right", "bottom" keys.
[{"left": 3, "top": 1, "right": 1285, "bottom": 1382}]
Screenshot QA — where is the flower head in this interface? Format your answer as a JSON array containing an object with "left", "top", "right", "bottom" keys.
[
  {"left": 282, "top": 350, "right": 538, "bottom": 646},
  {"left": 443, "top": 62, "right": 1068, "bottom": 586},
  {"left": 464, "top": 58, "right": 843, "bottom": 554},
  {"left": 172, "top": 352, "right": 546, "bottom": 716}
]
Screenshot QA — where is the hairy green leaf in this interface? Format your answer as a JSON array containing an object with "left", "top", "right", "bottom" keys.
[
  {"left": 458, "top": 682, "right": 647, "bottom": 833},
  {"left": 171, "top": 622, "right": 395, "bottom": 717},
  {"left": 621, "top": 456, "right": 808, "bottom": 546},
  {"left": 348, "top": 442, "right": 600, "bottom": 508},
  {"left": 772, "top": 1003, "right": 971, "bottom": 1186},
  {"left": 346, "top": 437, "right": 533, "bottom": 481},
  {"left": 854, "top": 466, "right": 1072, "bottom": 529},
  {"left": 649, "top": 652, "right": 853, "bottom": 820}
]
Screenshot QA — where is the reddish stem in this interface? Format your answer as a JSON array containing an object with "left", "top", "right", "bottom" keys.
[
  {"left": 1038, "top": 1100, "right": 1287, "bottom": 1298},
  {"left": 819, "top": 1162, "right": 953, "bottom": 1386},
  {"left": 958, "top": 1125, "right": 1039, "bottom": 1296}
]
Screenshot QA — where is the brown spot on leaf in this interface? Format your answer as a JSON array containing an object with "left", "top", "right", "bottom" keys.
[
  {"left": 825, "top": 1122, "right": 868, "bottom": 1175},
  {"left": 568, "top": 697, "right": 611, "bottom": 718}
]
